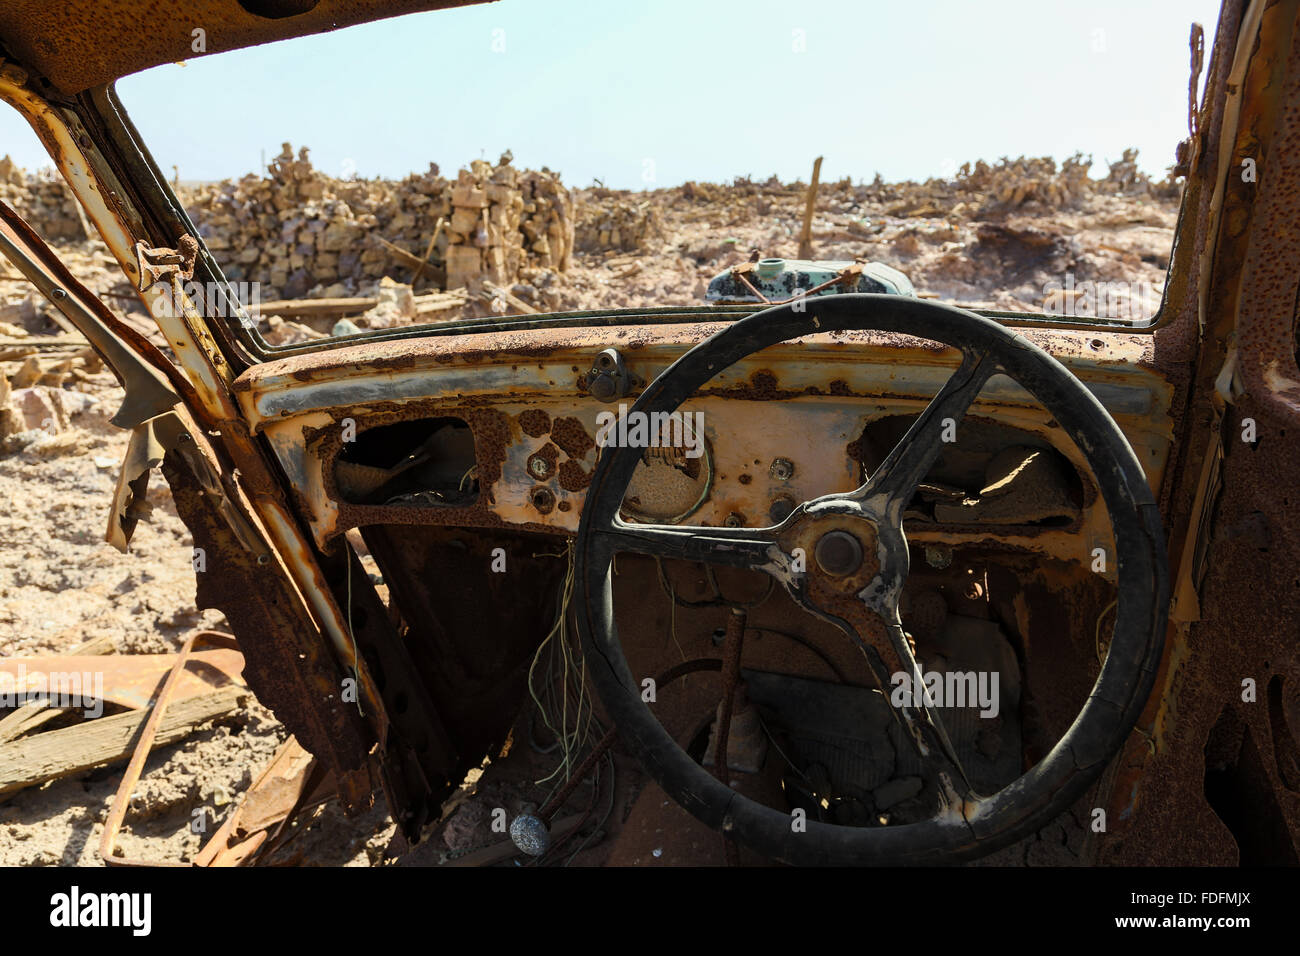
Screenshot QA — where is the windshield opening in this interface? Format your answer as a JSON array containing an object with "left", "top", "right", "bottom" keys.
[{"left": 68, "top": 0, "right": 1225, "bottom": 354}]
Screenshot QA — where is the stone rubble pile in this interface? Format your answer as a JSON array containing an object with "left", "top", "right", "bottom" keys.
[
  {"left": 0, "top": 156, "right": 89, "bottom": 241},
  {"left": 573, "top": 189, "right": 663, "bottom": 253},
  {"left": 935, "top": 150, "right": 1181, "bottom": 215},
  {"left": 0, "top": 320, "right": 103, "bottom": 455},
  {"left": 954, "top": 154, "right": 1098, "bottom": 210},
  {"left": 176, "top": 144, "right": 576, "bottom": 301}
]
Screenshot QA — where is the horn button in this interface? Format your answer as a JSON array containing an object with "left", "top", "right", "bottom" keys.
[
  {"left": 781, "top": 514, "right": 882, "bottom": 589},
  {"left": 814, "top": 530, "right": 864, "bottom": 576}
]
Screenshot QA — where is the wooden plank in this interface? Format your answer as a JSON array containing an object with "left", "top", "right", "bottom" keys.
[
  {"left": 258, "top": 296, "right": 376, "bottom": 318},
  {"left": 415, "top": 292, "right": 469, "bottom": 315},
  {"left": 194, "top": 736, "right": 331, "bottom": 867},
  {"left": 798, "top": 155, "right": 823, "bottom": 259},
  {"left": 482, "top": 280, "right": 538, "bottom": 315},
  {"left": 0, "top": 686, "right": 248, "bottom": 794},
  {"left": 0, "top": 634, "right": 118, "bottom": 743},
  {"left": 410, "top": 217, "right": 447, "bottom": 287},
  {"left": 0, "top": 648, "right": 244, "bottom": 711},
  {"left": 0, "top": 702, "right": 58, "bottom": 745},
  {"left": 0, "top": 335, "right": 89, "bottom": 349},
  {"left": 373, "top": 234, "right": 433, "bottom": 272},
  {"left": 114, "top": 311, "right": 167, "bottom": 348},
  {"left": 258, "top": 290, "right": 466, "bottom": 321}
]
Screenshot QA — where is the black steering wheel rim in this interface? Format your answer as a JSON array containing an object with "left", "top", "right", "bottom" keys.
[{"left": 574, "top": 294, "right": 1168, "bottom": 866}]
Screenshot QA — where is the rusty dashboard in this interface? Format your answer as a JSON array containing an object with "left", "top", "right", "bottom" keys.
[{"left": 234, "top": 318, "right": 1174, "bottom": 575}]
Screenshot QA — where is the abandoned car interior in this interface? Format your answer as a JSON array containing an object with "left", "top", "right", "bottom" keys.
[{"left": 0, "top": 0, "right": 1297, "bottom": 887}]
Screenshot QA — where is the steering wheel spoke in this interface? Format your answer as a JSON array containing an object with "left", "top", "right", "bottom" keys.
[
  {"left": 596, "top": 518, "right": 799, "bottom": 583},
  {"left": 828, "top": 598, "right": 980, "bottom": 802},
  {"left": 860, "top": 348, "right": 998, "bottom": 520},
  {"left": 882, "top": 623, "right": 981, "bottom": 799}
]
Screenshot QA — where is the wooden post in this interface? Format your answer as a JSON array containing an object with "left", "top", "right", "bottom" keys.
[{"left": 798, "top": 156, "right": 823, "bottom": 259}]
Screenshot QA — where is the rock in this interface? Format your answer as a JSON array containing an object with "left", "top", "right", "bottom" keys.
[
  {"left": 10, "top": 355, "right": 41, "bottom": 388},
  {"left": 59, "top": 389, "right": 98, "bottom": 418},
  {"left": 446, "top": 245, "right": 483, "bottom": 292},
  {"left": 144, "top": 143, "right": 575, "bottom": 306},
  {"left": 357, "top": 277, "right": 416, "bottom": 330},
  {"left": 262, "top": 317, "right": 327, "bottom": 346},
  {"left": 0, "top": 371, "right": 17, "bottom": 439},
  {"left": 573, "top": 194, "right": 662, "bottom": 253},
  {"left": 12, "top": 386, "right": 68, "bottom": 432},
  {"left": 450, "top": 206, "right": 480, "bottom": 234}
]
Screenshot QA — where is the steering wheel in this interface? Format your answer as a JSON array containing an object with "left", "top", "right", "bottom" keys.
[{"left": 574, "top": 294, "right": 1168, "bottom": 865}]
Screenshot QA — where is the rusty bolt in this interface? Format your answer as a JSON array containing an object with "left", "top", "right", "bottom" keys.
[
  {"left": 586, "top": 347, "right": 633, "bottom": 403},
  {"left": 531, "top": 487, "right": 556, "bottom": 514},
  {"left": 769, "top": 458, "right": 794, "bottom": 481},
  {"left": 724, "top": 512, "right": 745, "bottom": 528},
  {"left": 529, "top": 456, "right": 550, "bottom": 478},
  {"left": 768, "top": 495, "right": 797, "bottom": 523}
]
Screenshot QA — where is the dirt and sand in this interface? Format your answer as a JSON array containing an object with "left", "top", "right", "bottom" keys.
[{"left": 0, "top": 154, "right": 1181, "bottom": 865}]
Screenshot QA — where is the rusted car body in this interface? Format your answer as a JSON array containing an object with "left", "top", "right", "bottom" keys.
[{"left": 0, "top": 0, "right": 1295, "bottom": 865}]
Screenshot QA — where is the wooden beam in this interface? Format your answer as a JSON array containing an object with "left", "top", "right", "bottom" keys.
[
  {"left": 482, "top": 280, "right": 538, "bottom": 315},
  {"left": 798, "top": 155, "right": 823, "bottom": 259},
  {"left": 194, "top": 736, "right": 332, "bottom": 867},
  {"left": 0, "top": 648, "right": 244, "bottom": 711},
  {"left": 0, "top": 686, "right": 247, "bottom": 794},
  {"left": 410, "top": 217, "right": 447, "bottom": 287},
  {"left": 257, "top": 290, "right": 468, "bottom": 321},
  {"left": 373, "top": 234, "right": 436, "bottom": 273},
  {"left": 0, "top": 335, "right": 89, "bottom": 350},
  {"left": 0, "top": 634, "right": 116, "bottom": 744},
  {"left": 414, "top": 292, "right": 470, "bottom": 315},
  {"left": 256, "top": 296, "right": 375, "bottom": 318}
]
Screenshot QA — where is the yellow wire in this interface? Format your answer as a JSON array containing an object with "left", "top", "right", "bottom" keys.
[{"left": 528, "top": 539, "right": 586, "bottom": 786}]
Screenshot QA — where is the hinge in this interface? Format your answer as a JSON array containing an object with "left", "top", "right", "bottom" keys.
[{"left": 135, "top": 235, "right": 199, "bottom": 291}]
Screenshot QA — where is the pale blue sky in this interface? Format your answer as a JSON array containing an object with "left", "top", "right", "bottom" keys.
[{"left": 2, "top": 0, "right": 1224, "bottom": 189}]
